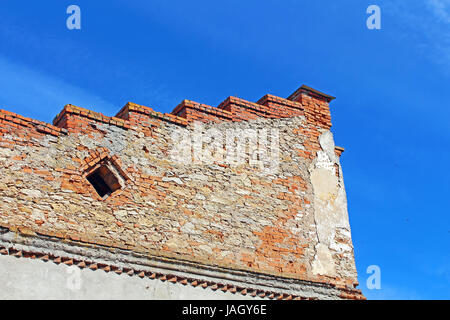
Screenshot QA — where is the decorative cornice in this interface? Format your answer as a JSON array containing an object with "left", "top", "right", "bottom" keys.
[{"left": 0, "top": 228, "right": 364, "bottom": 300}]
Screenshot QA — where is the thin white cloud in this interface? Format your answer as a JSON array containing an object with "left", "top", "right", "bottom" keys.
[
  {"left": 427, "top": 0, "right": 450, "bottom": 23},
  {"left": 383, "top": 0, "right": 450, "bottom": 73},
  {"left": 0, "top": 55, "right": 116, "bottom": 123},
  {"left": 0, "top": 17, "right": 187, "bottom": 115},
  {"left": 423, "top": 0, "right": 450, "bottom": 70}
]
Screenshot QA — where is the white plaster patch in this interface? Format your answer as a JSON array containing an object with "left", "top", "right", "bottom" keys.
[
  {"left": 309, "top": 131, "right": 354, "bottom": 278},
  {"left": 312, "top": 243, "right": 336, "bottom": 276}
]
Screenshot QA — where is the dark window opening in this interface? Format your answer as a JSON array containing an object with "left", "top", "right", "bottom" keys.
[{"left": 87, "top": 165, "right": 121, "bottom": 198}]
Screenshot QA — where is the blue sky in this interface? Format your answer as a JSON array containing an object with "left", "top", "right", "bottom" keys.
[{"left": 1, "top": 1, "right": 449, "bottom": 299}]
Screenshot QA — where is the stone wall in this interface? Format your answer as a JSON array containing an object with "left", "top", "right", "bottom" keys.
[{"left": 0, "top": 85, "right": 364, "bottom": 299}]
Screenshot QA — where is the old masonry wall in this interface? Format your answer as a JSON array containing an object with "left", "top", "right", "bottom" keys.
[{"left": 0, "top": 85, "right": 364, "bottom": 300}]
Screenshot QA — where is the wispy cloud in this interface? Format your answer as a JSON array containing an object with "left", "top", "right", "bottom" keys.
[
  {"left": 424, "top": 0, "right": 450, "bottom": 70},
  {"left": 0, "top": 55, "right": 116, "bottom": 123},
  {"left": 0, "top": 20, "right": 175, "bottom": 116},
  {"left": 428, "top": 0, "right": 450, "bottom": 23},
  {"left": 383, "top": 0, "right": 450, "bottom": 73}
]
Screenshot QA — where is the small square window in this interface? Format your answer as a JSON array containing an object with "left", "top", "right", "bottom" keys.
[{"left": 87, "top": 165, "right": 121, "bottom": 198}]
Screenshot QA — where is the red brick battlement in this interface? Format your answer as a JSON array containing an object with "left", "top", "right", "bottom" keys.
[
  {"left": 1, "top": 85, "right": 342, "bottom": 154},
  {"left": 1, "top": 84, "right": 335, "bottom": 139}
]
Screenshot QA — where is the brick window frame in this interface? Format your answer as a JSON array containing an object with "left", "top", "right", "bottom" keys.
[{"left": 81, "top": 148, "right": 130, "bottom": 200}]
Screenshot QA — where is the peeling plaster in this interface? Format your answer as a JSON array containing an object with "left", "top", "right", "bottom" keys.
[{"left": 310, "top": 131, "right": 355, "bottom": 278}]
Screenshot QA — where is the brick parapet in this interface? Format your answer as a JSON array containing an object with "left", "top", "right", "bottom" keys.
[
  {"left": 116, "top": 102, "right": 188, "bottom": 127},
  {"left": 1, "top": 109, "right": 68, "bottom": 137},
  {"left": 53, "top": 104, "right": 130, "bottom": 134},
  {"left": 172, "top": 100, "right": 233, "bottom": 123},
  {"left": 4, "top": 84, "right": 337, "bottom": 136},
  {"left": 287, "top": 85, "right": 334, "bottom": 130}
]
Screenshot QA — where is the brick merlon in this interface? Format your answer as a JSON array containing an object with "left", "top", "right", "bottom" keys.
[{"left": 2, "top": 84, "right": 335, "bottom": 135}]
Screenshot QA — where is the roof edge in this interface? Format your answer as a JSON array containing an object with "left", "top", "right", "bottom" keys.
[{"left": 288, "top": 85, "right": 336, "bottom": 103}]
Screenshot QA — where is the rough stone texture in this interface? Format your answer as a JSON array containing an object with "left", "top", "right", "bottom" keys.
[{"left": 0, "top": 85, "right": 364, "bottom": 299}]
